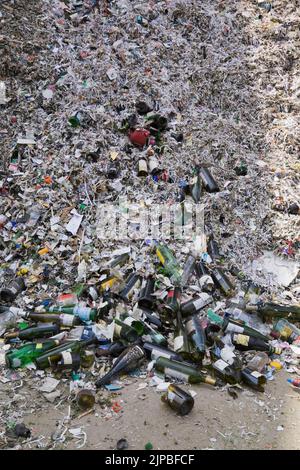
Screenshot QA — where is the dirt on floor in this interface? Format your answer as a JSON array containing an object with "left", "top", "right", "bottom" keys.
[{"left": 0, "top": 370, "right": 298, "bottom": 450}]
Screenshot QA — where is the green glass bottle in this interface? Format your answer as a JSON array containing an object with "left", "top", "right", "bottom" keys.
[
  {"left": 173, "top": 311, "right": 193, "bottom": 361},
  {"left": 120, "top": 315, "right": 167, "bottom": 346},
  {"left": 4, "top": 324, "right": 60, "bottom": 341},
  {"left": 161, "top": 384, "right": 194, "bottom": 415},
  {"left": 156, "top": 244, "right": 183, "bottom": 286},
  {"left": 241, "top": 367, "right": 266, "bottom": 392},
  {"left": 45, "top": 305, "right": 97, "bottom": 322},
  {"left": 6, "top": 339, "right": 60, "bottom": 369},
  {"left": 185, "top": 315, "right": 206, "bottom": 362},
  {"left": 210, "top": 359, "right": 242, "bottom": 385},
  {"left": 246, "top": 302, "right": 300, "bottom": 321},
  {"left": 113, "top": 318, "right": 140, "bottom": 343},
  {"left": 35, "top": 338, "right": 96, "bottom": 369},
  {"left": 154, "top": 357, "right": 217, "bottom": 385},
  {"left": 231, "top": 333, "right": 282, "bottom": 355},
  {"left": 271, "top": 319, "right": 300, "bottom": 343}
]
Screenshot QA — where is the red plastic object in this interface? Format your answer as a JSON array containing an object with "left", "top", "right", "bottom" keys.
[{"left": 128, "top": 128, "right": 150, "bottom": 147}]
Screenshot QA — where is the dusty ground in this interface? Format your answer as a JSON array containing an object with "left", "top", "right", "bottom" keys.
[{"left": 0, "top": 370, "right": 299, "bottom": 450}]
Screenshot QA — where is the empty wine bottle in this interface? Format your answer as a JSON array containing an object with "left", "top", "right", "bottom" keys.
[
  {"left": 4, "top": 324, "right": 60, "bottom": 341},
  {"left": 0, "top": 278, "right": 26, "bottom": 303},
  {"left": 211, "top": 268, "right": 234, "bottom": 296},
  {"left": 121, "top": 314, "right": 167, "bottom": 346},
  {"left": 161, "top": 384, "right": 194, "bottom": 415},
  {"left": 119, "top": 272, "right": 142, "bottom": 302},
  {"left": 6, "top": 339, "right": 60, "bottom": 369},
  {"left": 95, "top": 345, "right": 146, "bottom": 387},
  {"left": 199, "top": 167, "right": 219, "bottom": 193},
  {"left": 173, "top": 311, "right": 193, "bottom": 360},
  {"left": 181, "top": 293, "right": 213, "bottom": 317},
  {"left": 271, "top": 319, "right": 300, "bottom": 343},
  {"left": 241, "top": 367, "right": 266, "bottom": 392},
  {"left": 211, "top": 359, "right": 242, "bottom": 385},
  {"left": 106, "top": 252, "right": 130, "bottom": 270},
  {"left": 246, "top": 302, "right": 300, "bottom": 321},
  {"left": 55, "top": 351, "right": 81, "bottom": 371},
  {"left": 195, "top": 262, "right": 215, "bottom": 293},
  {"left": 180, "top": 255, "right": 196, "bottom": 287},
  {"left": 35, "top": 338, "right": 96, "bottom": 369},
  {"left": 113, "top": 318, "right": 140, "bottom": 343},
  {"left": 207, "top": 235, "right": 221, "bottom": 262},
  {"left": 96, "top": 341, "right": 127, "bottom": 358},
  {"left": 25, "top": 313, "right": 80, "bottom": 327},
  {"left": 138, "top": 277, "right": 155, "bottom": 309},
  {"left": 165, "top": 287, "right": 181, "bottom": 313},
  {"left": 46, "top": 305, "right": 97, "bottom": 322},
  {"left": 247, "top": 352, "right": 269, "bottom": 373},
  {"left": 156, "top": 244, "right": 183, "bottom": 286},
  {"left": 154, "top": 357, "right": 217, "bottom": 385},
  {"left": 190, "top": 167, "right": 201, "bottom": 203},
  {"left": 143, "top": 342, "right": 182, "bottom": 362},
  {"left": 231, "top": 333, "right": 282, "bottom": 355},
  {"left": 185, "top": 315, "right": 206, "bottom": 362},
  {"left": 222, "top": 317, "right": 271, "bottom": 342}
]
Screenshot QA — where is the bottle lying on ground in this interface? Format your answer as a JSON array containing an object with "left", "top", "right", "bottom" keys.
[
  {"left": 199, "top": 167, "right": 220, "bottom": 193},
  {"left": 185, "top": 315, "right": 206, "bottom": 363},
  {"left": 95, "top": 344, "right": 146, "bottom": 388},
  {"left": 96, "top": 341, "right": 127, "bottom": 358},
  {"left": 211, "top": 268, "right": 234, "bottom": 296},
  {"left": 6, "top": 339, "right": 60, "bottom": 369},
  {"left": 24, "top": 313, "right": 80, "bottom": 327},
  {"left": 231, "top": 333, "right": 282, "bottom": 355},
  {"left": 45, "top": 305, "right": 97, "bottom": 322},
  {"left": 4, "top": 324, "right": 60, "bottom": 341},
  {"left": 156, "top": 244, "right": 183, "bottom": 286},
  {"left": 241, "top": 367, "right": 266, "bottom": 392},
  {"left": 194, "top": 262, "right": 215, "bottom": 293},
  {"left": 246, "top": 302, "right": 300, "bottom": 321},
  {"left": 119, "top": 272, "right": 142, "bottom": 302},
  {"left": 0, "top": 277, "right": 26, "bottom": 303},
  {"left": 35, "top": 338, "right": 96, "bottom": 369},
  {"left": 270, "top": 319, "right": 300, "bottom": 343},
  {"left": 161, "top": 384, "right": 194, "bottom": 415},
  {"left": 180, "top": 255, "right": 196, "bottom": 287},
  {"left": 154, "top": 357, "right": 217, "bottom": 385},
  {"left": 222, "top": 316, "right": 271, "bottom": 342},
  {"left": 122, "top": 314, "right": 167, "bottom": 346},
  {"left": 165, "top": 287, "right": 181, "bottom": 314},
  {"left": 138, "top": 276, "right": 155, "bottom": 309},
  {"left": 143, "top": 342, "right": 183, "bottom": 362},
  {"left": 210, "top": 359, "right": 242, "bottom": 385},
  {"left": 180, "top": 293, "right": 213, "bottom": 317},
  {"left": 173, "top": 309, "right": 194, "bottom": 360}
]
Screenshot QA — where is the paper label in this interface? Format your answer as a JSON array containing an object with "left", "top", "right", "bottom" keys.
[
  {"left": 185, "top": 319, "right": 195, "bottom": 336},
  {"left": 151, "top": 349, "right": 171, "bottom": 361},
  {"left": 174, "top": 335, "right": 184, "bottom": 351},
  {"left": 214, "top": 359, "right": 228, "bottom": 371},
  {"left": 193, "top": 294, "right": 211, "bottom": 311},
  {"left": 164, "top": 367, "right": 189, "bottom": 382},
  {"left": 123, "top": 317, "right": 134, "bottom": 327},
  {"left": 61, "top": 351, "right": 73, "bottom": 365},
  {"left": 36, "top": 343, "right": 43, "bottom": 349},
  {"left": 167, "top": 390, "right": 176, "bottom": 402},
  {"left": 251, "top": 371, "right": 262, "bottom": 378},
  {"left": 233, "top": 334, "right": 249, "bottom": 346},
  {"left": 226, "top": 323, "right": 244, "bottom": 334},
  {"left": 60, "top": 314, "right": 74, "bottom": 326},
  {"left": 114, "top": 324, "right": 122, "bottom": 337},
  {"left": 10, "top": 286, "right": 19, "bottom": 295}
]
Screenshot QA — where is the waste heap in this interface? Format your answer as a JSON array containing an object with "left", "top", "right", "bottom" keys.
[{"left": 0, "top": 0, "right": 299, "bottom": 444}]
